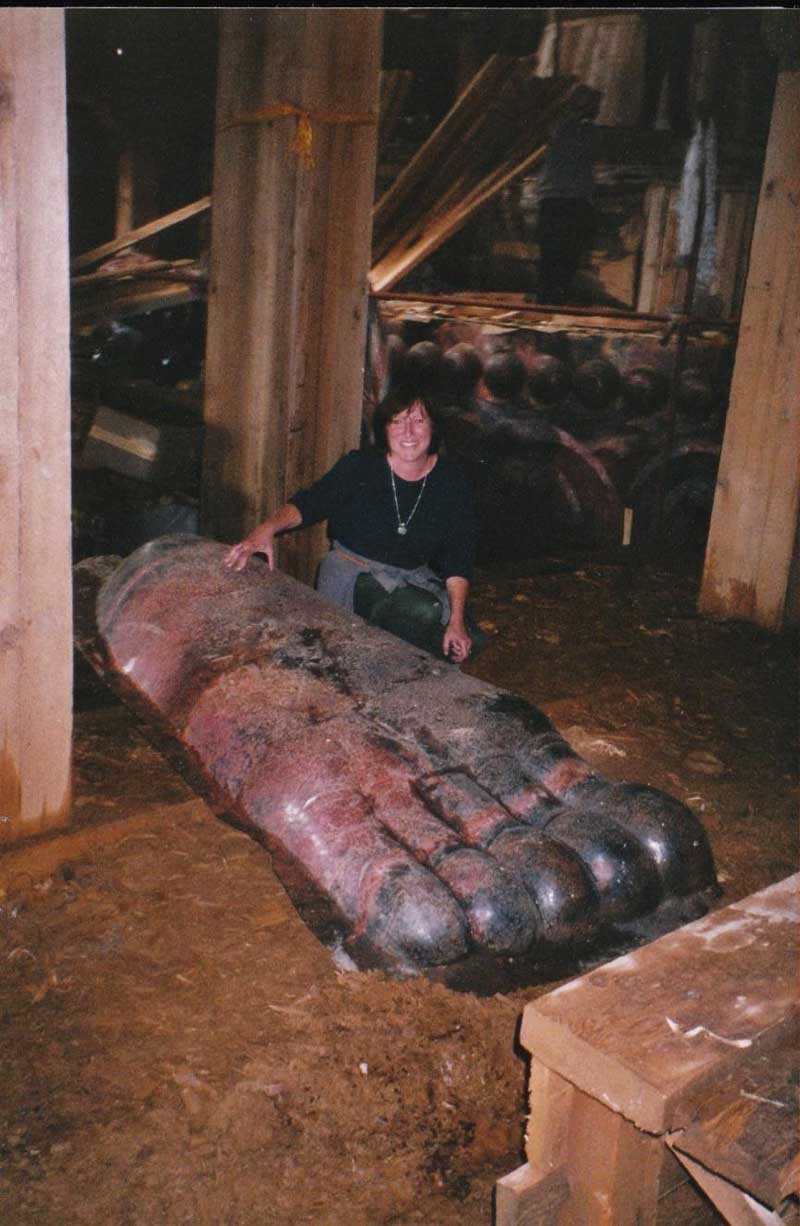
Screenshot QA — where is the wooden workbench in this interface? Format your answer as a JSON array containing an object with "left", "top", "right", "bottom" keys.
[{"left": 496, "top": 876, "right": 799, "bottom": 1225}]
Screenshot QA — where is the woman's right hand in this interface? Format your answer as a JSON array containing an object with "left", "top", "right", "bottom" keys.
[
  {"left": 222, "top": 504, "right": 302, "bottom": 574},
  {"left": 223, "top": 526, "right": 276, "bottom": 572}
]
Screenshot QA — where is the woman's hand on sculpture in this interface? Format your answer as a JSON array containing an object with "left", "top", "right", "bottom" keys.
[
  {"left": 443, "top": 576, "right": 471, "bottom": 663},
  {"left": 443, "top": 617, "right": 471, "bottom": 664},
  {"left": 223, "top": 504, "right": 303, "bottom": 574},
  {"left": 223, "top": 526, "right": 277, "bottom": 572}
]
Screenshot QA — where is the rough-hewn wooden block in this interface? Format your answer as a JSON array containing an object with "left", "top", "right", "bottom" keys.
[
  {"left": 495, "top": 1163, "right": 569, "bottom": 1226},
  {"left": 520, "top": 876, "right": 799, "bottom": 1135}
]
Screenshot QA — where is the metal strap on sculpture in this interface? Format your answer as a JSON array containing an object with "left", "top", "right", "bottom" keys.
[{"left": 75, "top": 536, "right": 719, "bottom": 992}]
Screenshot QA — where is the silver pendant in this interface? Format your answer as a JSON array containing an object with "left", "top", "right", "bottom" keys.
[{"left": 397, "top": 524, "right": 407, "bottom": 535}]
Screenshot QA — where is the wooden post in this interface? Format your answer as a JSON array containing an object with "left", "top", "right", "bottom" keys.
[
  {"left": 202, "top": 10, "right": 382, "bottom": 585},
  {"left": 699, "top": 68, "right": 800, "bottom": 630},
  {"left": 0, "top": 9, "right": 72, "bottom": 844},
  {"left": 115, "top": 148, "right": 136, "bottom": 238},
  {"left": 114, "top": 146, "right": 159, "bottom": 243}
]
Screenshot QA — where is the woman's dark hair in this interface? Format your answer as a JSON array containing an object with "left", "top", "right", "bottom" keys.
[{"left": 371, "top": 389, "right": 442, "bottom": 455}]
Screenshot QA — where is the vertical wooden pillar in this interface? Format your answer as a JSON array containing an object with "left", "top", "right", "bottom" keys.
[
  {"left": 0, "top": 9, "right": 72, "bottom": 844},
  {"left": 202, "top": 10, "right": 382, "bottom": 586},
  {"left": 115, "top": 149, "right": 136, "bottom": 238},
  {"left": 115, "top": 146, "right": 159, "bottom": 240},
  {"left": 699, "top": 68, "right": 800, "bottom": 630}
]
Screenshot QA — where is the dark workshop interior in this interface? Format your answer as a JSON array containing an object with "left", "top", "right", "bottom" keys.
[{"left": 2, "top": 9, "right": 798, "bottom": 1225}]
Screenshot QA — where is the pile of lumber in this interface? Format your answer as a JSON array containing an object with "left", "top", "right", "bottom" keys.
[
  {"left": 71, "top": 257, "right": 207, "bottom": 328},
  {"left": 369, "top": 56, "right": 601, "bottom": 293},
  {"left": 70, "top": 199, "right": 211, "bottom": 326},
  {"left": 70, "top": 61, "right": 600, "bottom": 320},
  {"left": 69, "top": 68, "right": 415, "bottom": 326}
]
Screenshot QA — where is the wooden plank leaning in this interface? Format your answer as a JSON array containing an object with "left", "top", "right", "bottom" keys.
[
  {"left": 70, "top": 196, "right": 212, "bottom": 274},
  {"left": 369, "top": 78, "right": 601, "bottom": 294}
]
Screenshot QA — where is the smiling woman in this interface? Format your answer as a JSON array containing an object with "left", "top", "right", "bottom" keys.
[{"left": 224, "top": 390, "right": 483, "bottom": 663}]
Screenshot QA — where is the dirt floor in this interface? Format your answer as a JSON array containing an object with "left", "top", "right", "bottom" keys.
[{"left": 1, "top": 553, "right": 797, "bottom": 1225}]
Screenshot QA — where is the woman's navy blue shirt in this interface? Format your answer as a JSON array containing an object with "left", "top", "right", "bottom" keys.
[{"left": 290, "top": 449, "right": 476, "bottom": 581}]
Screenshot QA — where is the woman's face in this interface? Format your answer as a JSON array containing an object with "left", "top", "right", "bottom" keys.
[{"left": 386, "top": 401, "right": 433, "bottom": 465}]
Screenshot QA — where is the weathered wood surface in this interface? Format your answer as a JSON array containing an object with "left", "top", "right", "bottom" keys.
[
  {"left": 520, "top": 875, "right": 799, "bottom": 1136},
  {"left": 495, "top": 1164, "right": 570, "bottom": 1226},
  {"left": 699, "top": 67, "right": 800, "bottom": 631},
  {"left": 497, "top": 877, "right": 798, "bottom": 1225},
  {"left": 667, "top": 1039, "right": 799, "bottom": 1209},
  {"left": 502, "top": 1078, "right": 730, "bottom": 1225},
  {"left": 637, "top": 182, "right": 760, "bottom": 323},
  {"left": 74, "top": 536, "right": 718, "bottom": 991},
  {"left": 0, "top": 9, "right": 72, "bottom": 844},
  {"left": 525, "top": 1064, "right": 664, "bottom": 1226},
  {"left": 667, "top": 1152, "right": 788, "bottom": 1226},
  {"left": 202, "top": 10, "right": 382, "bottom": 586}
]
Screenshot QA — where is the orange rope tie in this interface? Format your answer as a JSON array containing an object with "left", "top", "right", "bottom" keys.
[{"left": 219, "top": 102, "right": 377, "bottom": 169}]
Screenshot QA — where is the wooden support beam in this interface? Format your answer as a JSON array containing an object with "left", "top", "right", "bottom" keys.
[
  {"left": 699, "top": 67, "right": 800, "bottom": 630},
  {"left": 202, "top": 10, "right": 382, "bottom": 585},
  {"left": 374, "top": 292, "right": 735, "bottom": 338},
  {"left": 70, "top": 257, "right": 206, "bottom": 328},
  {"left": 0, "top": 9, "right": 72, "bottom": 844},
  {"left": 520, "top": 880, "right": 799, "bottom": 1138}
]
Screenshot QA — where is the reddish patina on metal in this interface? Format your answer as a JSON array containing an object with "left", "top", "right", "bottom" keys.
[{"left": 76, "top": 536, "right": 719, "bottom": 990}]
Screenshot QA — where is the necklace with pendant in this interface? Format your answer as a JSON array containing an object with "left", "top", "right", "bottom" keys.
[{"left": 389, "top": 462, "right": 429, "bottom": 535}]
